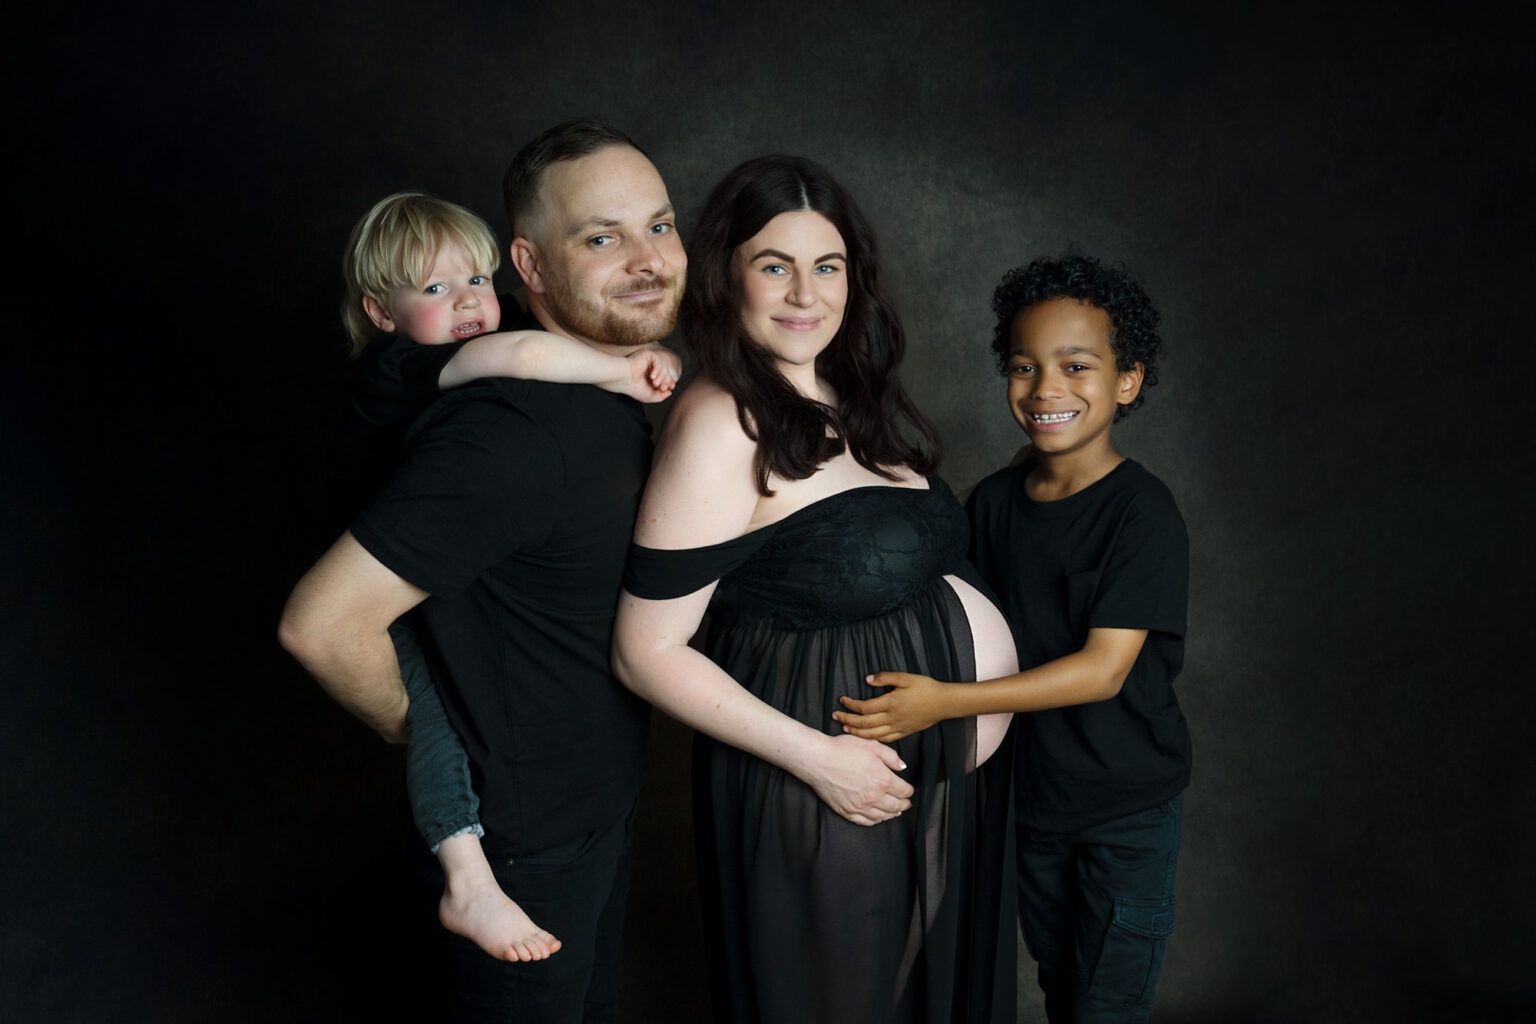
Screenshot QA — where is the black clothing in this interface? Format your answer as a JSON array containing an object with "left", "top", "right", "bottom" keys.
[
  {"left": 317, "top": 331, "right": 466, "bottom": 546},
  {"left": 968, "top": 459, "right": 1191, "bottom": 834},
  {"left": 445, "top": 799, "right": 637, "bottom": 1023},
  {"left": 625, "top": 479, "right": 1014, "bottom": 1024},
  {"left": 352, "top": 315, "right": 653, "bottom": 859},
  {"left": 1017, "top": 795, "right": 1182, "bottom": 1021}
]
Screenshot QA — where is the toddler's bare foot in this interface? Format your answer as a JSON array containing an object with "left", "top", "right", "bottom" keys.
[
  {"left": 435, "top": 832, "right": 560, "bottom": 961},
  {"left": 439, "top": 878, "right": 561, "bottom": 962}
]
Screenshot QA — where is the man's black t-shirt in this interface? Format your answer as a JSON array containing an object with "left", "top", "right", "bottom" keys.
[
  {"left": 968, "top": 458, "right": 1191, "bottom": 833},
  {"left": 351, "top": 320, "right": 653, "bottom": 858}
]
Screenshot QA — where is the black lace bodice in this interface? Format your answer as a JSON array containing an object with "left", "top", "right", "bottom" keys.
[{"left": 625, "top": 478, "right": 968, "bottom": 630}]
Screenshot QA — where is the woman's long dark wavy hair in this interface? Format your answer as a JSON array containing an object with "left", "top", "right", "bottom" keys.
[{"left": 684, "top": 155, "right": 939, "bottom": 496}]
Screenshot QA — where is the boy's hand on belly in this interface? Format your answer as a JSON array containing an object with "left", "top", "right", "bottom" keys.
[{"left": 833, "top": 672, "right": 949, "bottom": 742}]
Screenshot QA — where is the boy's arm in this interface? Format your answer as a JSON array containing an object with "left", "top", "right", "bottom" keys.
[
  {"left": 833, "top": 626, "right": 1148, "bottom": 742},
  {"left": 438, "top": 331, "right": 680, "bottom": 402},
  {"left": 277, "top": 531, "right": 429, "bottom": 744}
]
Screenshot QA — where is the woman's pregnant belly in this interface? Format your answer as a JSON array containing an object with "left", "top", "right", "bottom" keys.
[{"left": 943, "top": 573, "right": 1018, "bottom": 765}]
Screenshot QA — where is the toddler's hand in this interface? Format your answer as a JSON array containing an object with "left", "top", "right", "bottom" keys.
[{"left": 617, "top": 346, "right": 680, "bottom": 403}]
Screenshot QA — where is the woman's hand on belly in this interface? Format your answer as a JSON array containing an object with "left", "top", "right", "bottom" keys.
[{"left": 797, "top": 732, "right": 915, "bottom": 826}]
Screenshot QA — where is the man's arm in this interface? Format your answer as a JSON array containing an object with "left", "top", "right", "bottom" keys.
[{"left": 277, "top": 531, "right": 429, "bottom": 743}]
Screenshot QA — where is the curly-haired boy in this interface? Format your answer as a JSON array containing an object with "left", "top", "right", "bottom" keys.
[{"left": 837, "top": 254, "right": 1192, "bottom": 1022}]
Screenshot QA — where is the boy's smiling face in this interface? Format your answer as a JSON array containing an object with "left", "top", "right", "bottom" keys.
[
  {"left": 366, "top": 243, "right": 501, "bottom": 345},
  {"left": 1005, "top": 298, "right": 1143, "bottom": 462}
]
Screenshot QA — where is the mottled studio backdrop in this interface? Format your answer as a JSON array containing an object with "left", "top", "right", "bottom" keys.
[{"left": 9, "top": 2, "right": 1532, "bottom": 1021}]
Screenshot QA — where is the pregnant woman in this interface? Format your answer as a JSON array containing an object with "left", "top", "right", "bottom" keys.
[{"left": 613, "top": 155, "right": 1017, "bottom": 1023}]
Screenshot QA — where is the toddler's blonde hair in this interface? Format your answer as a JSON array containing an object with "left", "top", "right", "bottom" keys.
[{"left": 342, "top": 191, "right": 500, "bottom": 357}]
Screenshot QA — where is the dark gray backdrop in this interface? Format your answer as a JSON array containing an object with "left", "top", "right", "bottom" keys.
[{"left": 10, "top": 2, "right": 1532, "bottom": 1021}]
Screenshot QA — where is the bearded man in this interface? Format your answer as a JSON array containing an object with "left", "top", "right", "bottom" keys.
[{"left": 280, "top": 119, "right": 685, "bottom": 1023}]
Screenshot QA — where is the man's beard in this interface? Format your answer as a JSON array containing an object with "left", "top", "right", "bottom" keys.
[{"left": 547, "top": 274, "right": 683, "bottom": 348}]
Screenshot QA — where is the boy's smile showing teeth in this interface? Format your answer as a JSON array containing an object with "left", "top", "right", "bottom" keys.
[{"left": 1030, "top": 410, "right": 1078, "bottom": 425}]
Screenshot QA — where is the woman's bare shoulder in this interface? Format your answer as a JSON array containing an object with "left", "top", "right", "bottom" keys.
[
  {"left": 667, "top": 375, "right": 739, "bottom": 422},
  {"left": 638, "top": 377, "right": 760, "bottom": 546},
  {"left": 657, "top": 377, "right": 753, "bottom": 452}
]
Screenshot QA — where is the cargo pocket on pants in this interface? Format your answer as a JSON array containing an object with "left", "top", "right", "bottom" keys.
[{"left": 1086, "top": 895, "right": 1175, "bottom": 1006}]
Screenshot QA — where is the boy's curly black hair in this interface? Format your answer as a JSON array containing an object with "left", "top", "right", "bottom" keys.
[{"left": 989, "top": 254, "right": 1164, "bottom": 421}]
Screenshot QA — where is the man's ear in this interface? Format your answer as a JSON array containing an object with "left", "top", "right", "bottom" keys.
[
  {"left": 1117, "top": 361, "right": 1145, "bottom": 406},
  {"left": 362, "top": 294, "right": 395, "bottom": 333},
  {"left": 510, "top": 238, "right": 545, "bottom": 294}
]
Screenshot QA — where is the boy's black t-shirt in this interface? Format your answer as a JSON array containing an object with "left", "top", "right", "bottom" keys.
[{"left": 968, "top": 458, "right": 1191, "bottom": 833}]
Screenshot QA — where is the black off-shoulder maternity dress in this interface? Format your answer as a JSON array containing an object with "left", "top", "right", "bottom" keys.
[{"left": 625, "top": 478, "right": 1015, "bottom": 1023}]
